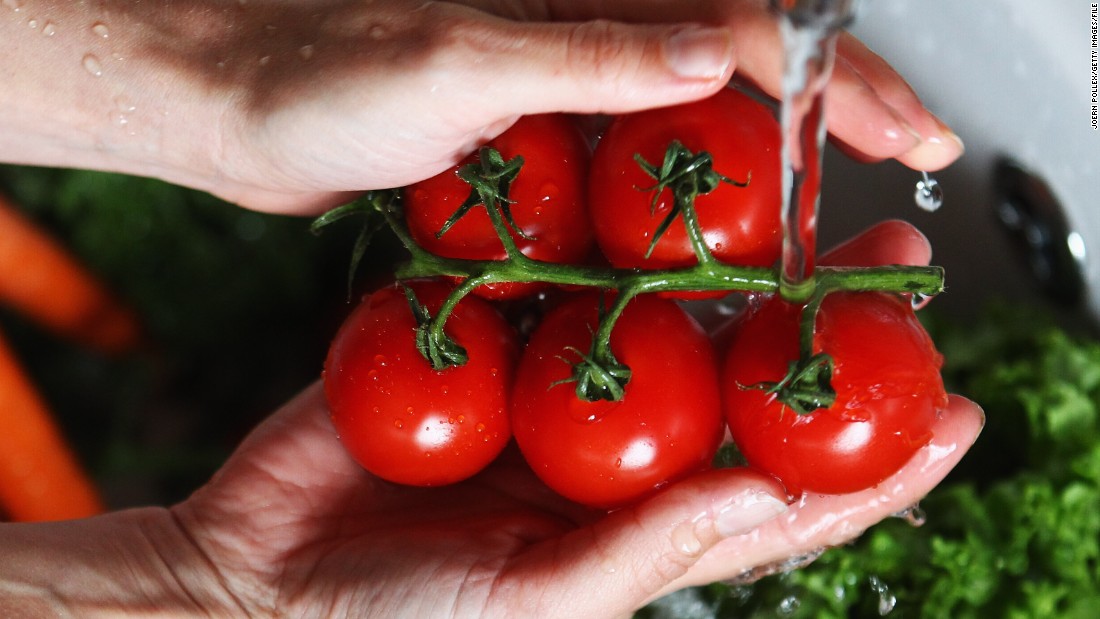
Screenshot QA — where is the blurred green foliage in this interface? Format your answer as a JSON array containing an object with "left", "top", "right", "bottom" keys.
[{"left": 0, "top": 166, "right": 379, "bottom": 505}]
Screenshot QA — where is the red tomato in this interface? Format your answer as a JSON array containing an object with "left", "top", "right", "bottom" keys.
[
  {"left": 722, "top": 293, "right": 947, "bottom": 495},
  {"left": 405, "top": 114, "right": 592, "bottom": 299},
  {"left": 511, "top": 293, "right": 724, "bottom": 508},
  {"left": 589, "top": 88, "right": 782, "bottom": 272},
  {"left": 323, "top": 280, "right": 518, "bottom": 486}
]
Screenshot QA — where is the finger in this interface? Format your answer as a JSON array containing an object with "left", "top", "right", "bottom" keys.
[
  {"left": 820, "top": 219, "right": 932, "bottom": 267},
  {"left": 502, "top": 468, "right": 789, "bottom": 618},
  {"left": 822, "top": 54, "right": 923, "bottom": 160},
  {"left": 470, "top": 18, "right": 737, "bottom": 116},
  {"left": 834, "top": 35, "right": 965, "bottom": 171},
  {"left": 656, "top": 395, "right": 984, "bottom": 594}
]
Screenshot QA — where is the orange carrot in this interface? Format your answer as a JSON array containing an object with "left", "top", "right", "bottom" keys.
[
  {"left": 0, "top": 193, "right": 141, "bottom": 354},
  {"left": 0, "top": 327, "right": 104, "bottom": 521}
]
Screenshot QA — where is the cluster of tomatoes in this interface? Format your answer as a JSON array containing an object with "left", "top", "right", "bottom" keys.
[{"left": 321, "top": 89, "right": 949, "bottom": 509}]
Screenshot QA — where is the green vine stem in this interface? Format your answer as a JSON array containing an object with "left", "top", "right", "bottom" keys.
[{"left": 316, "top": 142, "right": 946, "bottom": 409}]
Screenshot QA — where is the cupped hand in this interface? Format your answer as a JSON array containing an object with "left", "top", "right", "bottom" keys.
[
  {"left": 166, "top": 222, "right": 981, "bottom": 618},
  {"left": 184, "top": 0, "right": 962, "bottom": 213}
]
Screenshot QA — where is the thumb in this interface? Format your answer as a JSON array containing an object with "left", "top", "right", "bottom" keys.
[
  {"left": 474, "top": 20, "right": 737, "bottom": 116},
  {"left": 520, "top": 468, "right": 787, "bottom": 618}
]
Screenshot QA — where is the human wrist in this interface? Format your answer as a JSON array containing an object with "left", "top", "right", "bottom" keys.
[
  {"left": 0, "top": 507, "right": 248, "bottom": 617},
  {"left": 0, "top": 1, "right": 240, "bottom": 199}
]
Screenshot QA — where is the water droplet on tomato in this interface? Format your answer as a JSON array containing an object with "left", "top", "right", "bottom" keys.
[
  {"left": 393, "top": 419, "right": 404, "bottom": 429},
  {"left": 614, "top": 457, "right": 622, "bottom": 468},
  {"left": 373, "top": 354, "right": 388, "bottom": 367},
  {"left": 475, "top": 422, "right": 486, "bottom": 433},
  {"left": 489, "top": 367, "right": 498, "bottom": 377},
  {"left": 456, "top": 414, "right": 465, "bottom": 424},
  {"left": 538, "top": 182, "right": 559, "bottom": 203}
]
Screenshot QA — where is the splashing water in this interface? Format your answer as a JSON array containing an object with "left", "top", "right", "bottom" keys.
[{"left": 773, "top": 0, "right": 860, "bottom": 299}]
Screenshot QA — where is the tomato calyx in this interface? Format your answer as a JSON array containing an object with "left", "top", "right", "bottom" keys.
[
  {"left": 405, "top": 285, "right": 468, "bottom": 370},
  {"left": 742, "top": 351, "right": 837, "bottom": 415},
  {"left": 554, "top": 345, "right": 633, "bottom": 403},
  {"left": 437, "top": 146, "right": 533, "bottom": 245},
  {"left": 634, "top": 140, "right": 749, "bottom": 262}
]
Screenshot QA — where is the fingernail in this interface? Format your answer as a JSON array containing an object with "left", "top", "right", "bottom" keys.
[
  {"left": 664, "top": 26, "right": 734, "bottom": 80},
  {"left": 715, "top": 491, "right": 788, "bottom": 538},
  {"left": 899, "top": 114, "right": 965, "bottom": 171}
]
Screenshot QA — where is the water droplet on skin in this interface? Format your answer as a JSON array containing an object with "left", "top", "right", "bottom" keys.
[
  {"left": 368, "top": 24, "right": 388, "bottom": 40},
  {"left": 298, "top": 44, "right": 315, "bottom": 60},
  {"left": 669, "top": 519, "right": 704, "bottom": 556},
  {"left": 258, "top": 55, "right": 271, "bottom": 66},
  {"left": 91, "top": 22, "right": 109, "bottom": 38},
  {"left": 82, "top": 54, "right": 103, "bottom": 77},
  {"left": 27, "top": 18, "right": 37, "bottom": 28},
  {"left": 41, "top": 21, "right": 55, "bottom": 36},
  {"left": 3, "top": 0, "right": 24, "bottom": 12},
  {"left": 914, "top": 171, "right": 944, "bottom": 211},
  {"left": 893, "top": 503, "right": 927, "bottom": 527}
]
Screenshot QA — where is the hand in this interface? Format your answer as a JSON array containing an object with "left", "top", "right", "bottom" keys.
[
  {"left": 147, "top": 221, "right": 979, "bottom": 618},
  {"left": 2, "top": 1, "right": 963, "bottom": 214},
  {"left": 0, "top": 223, "right": 980, "bottom": 618}
]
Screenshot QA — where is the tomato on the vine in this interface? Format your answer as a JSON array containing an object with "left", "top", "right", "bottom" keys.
[
  {"left": 323, "top": 280, "right": 518, "bottom": 486},
  {"left": 589, "top": 87, "right": 782, "bottom": 272},
  {"left": 405, "top": 114, "right": 592, "bottom": 299},
  {"left": 511, "top": 293, "right": 724, "bottom": 508},
  {"left": 722, "top": 292, "right": 947, "bottom": 495}
]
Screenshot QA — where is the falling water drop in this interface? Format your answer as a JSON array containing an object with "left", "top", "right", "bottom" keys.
[
  {"left": 82, "top": 53, "right": 104, "bottom": 77},
  {"left": 777, "top": 595, "right": 801, "bottom": 616},
  {"left": 868, "top": 575, "right": 897, "bottom": 615},
  {"left": 914, "top": 171, "right": 944, "bottom": 212}
]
